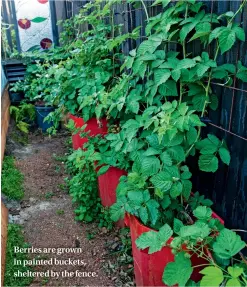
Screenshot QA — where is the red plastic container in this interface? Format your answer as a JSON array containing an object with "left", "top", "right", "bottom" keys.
[
  {"left": 69, "top": 114, "right": 108, "bottom": 150},
  {"left": 98, "top": 167, "right": 127, "bottom": 227},
  {"left": 126, "top": 213, "right": 224, "bottom": 287},
  {"left": 98, "top": 167, "right": 127, "bottom": 207}
]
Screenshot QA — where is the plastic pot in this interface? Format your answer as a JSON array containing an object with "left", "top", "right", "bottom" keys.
[
  {"left": 126, "top": 213, "right": 224, "bottom": 286},
  {"left": 35, "top": 106, "right": 54, "bottom": 132},
  {"left": 69, "top": 114, "right": 108, "bottom": 150},
  {"left": 98, "top": 167, "right": 127, "bottom": 227},
  {"left": 98, "top": 167, "right": 127, "bottom": 207}
]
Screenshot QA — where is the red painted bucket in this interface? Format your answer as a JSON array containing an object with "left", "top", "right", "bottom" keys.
[
  {"left": 69, "top": 114, "right": 108, "bottom": 150},
  {"left": 126, "top": 213, "right": 224, "bottom": 286},
  {"left": 98, "top": 167, "right": 127, "bottom": 207},
  {"left": 98, "top": 167, "right": 127, "bottom": 227}
]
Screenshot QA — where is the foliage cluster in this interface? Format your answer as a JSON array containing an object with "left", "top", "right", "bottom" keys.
[
  {"left": 2, "top": 156, "right": 24, "bottom": 200},
  {"left": 10, "top": 103, "right": 36, "bottom": 134}
]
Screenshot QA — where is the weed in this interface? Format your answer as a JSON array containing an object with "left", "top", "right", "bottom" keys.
[
  {"left": 4, "top": 224, "right": 33, "bottom": 286},
  {"left": 55, "top": 165, "right": 61, "bottom": 173},
  {"left": 1, "top": 156, "right": 24, "bottom": 200},
  {"left": 56, "top": 209, "right": 64, "bottom": 215},
  {"left": 44, "top": 192, "right": 54, "bottom": 200}
]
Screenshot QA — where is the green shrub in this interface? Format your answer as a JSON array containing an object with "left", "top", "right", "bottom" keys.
[{"left": 2, "top": 156, "right": 24, "bottom": 200}]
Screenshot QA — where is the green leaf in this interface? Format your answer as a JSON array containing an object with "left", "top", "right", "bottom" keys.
[
  {"left": 200, "top": 266, "right": 224, "bottom": 287},
  {"left": 209, "top": 94, "right": 218, "bottom": 111},
  {"left": 141, "top": 156, "right": 160, "bottom": 177},
  {"left": 226, "top": 278, "right": 241, "bottom": 287},
  {"left": 193, "top": 206, "right": 212, "bottom": 220},
  {"left": 227, "top": 266, "right": 243, "bottom": 278},
  {"left": 208, "top": 134, "right": 221, "bottom": 147},
  {"left": 218, "top": 28, "right": 236, "bottom": 54},
  {"left": 136, "top": 223, "right": 172, "bottom": 254},
  {"left": 209, "top": 27, "right": 224, "bottom": 44},
  {"left": 31, "top": 17, "right": 47, "bottom": 23},
  {"left": 143, "top": 148, "right": 161, "bottom": 156},
  {"left": 139, "top": 206, "right": 149, "bottom": 224},
  {"left": 213, "top": 228, "right": 246, "bottom": 259},
  {"left": 152, "top": 0, "right": 171, "bottom": 7},
  {"left": 163, "top": 252, "right": 193, "bottom": 287},
  {"left": 150, "top": 172, "right": 172, "bottom": 192},
  {"left": 177, "top": 59, "right": 196, "bottom": 70},
  {"left": 154, "top": 69, "right": 171, "bottom": 86},
  {"left": 160, "top": 151, "right": 173, "bottom": 166},
  {"left": 232, "top": 26, "right": 245, "bottom": 41},
  {"left": 137, "top": 39, "right": 162, "bottom": 56},
  {"left": 161, "top": 195, "right": 171, "bottom": 209},
  {"left": 182, "top": 180, "right": 192, "bottom": 200},
  {"left": 146, "top": 199, "right": 160, "bottom": 225},
  {"left": 200, "top": 144, "right": 218, "bottom": 155},
  {"left": 192, "top": 94, "right": 207, "bottom": 111},
  {"left": 174, "top": 218, "right": 184, "bottom": 234},
  {"left": 219, "top": 147, "right": 231, "bottom": 165},
  {"left": 168, "top": 146, "right": 185, "bottom": 162},
  {"left": 199, "top": 154, "right": 218, "bottom": 172},
  {"left": 180, "top": 23, "right": 196, "bottom": 41},
  {"left": 97, "top": 165, "right": 110, "bottom": 176},
  {"left": 158, "top": 80, "right": 178, "bottom": 97},
  {"left": 110, "top": 198, "right": 126, "bottom": 222},
  {"left": 170, "top": 182, "right": 183, "bottom": 198}
]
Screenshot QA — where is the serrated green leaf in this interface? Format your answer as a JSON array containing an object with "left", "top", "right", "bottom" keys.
[
  {"left": 199, "top": 154, "right": 218, "bottom": 172},
  {"left": 146, "top": 199, "right": 160, "bottom": 225},
  {"left": 154, "top": 69, "right": 171, "bottom": 86},
  {"left": 143, "top": 147, "right": 161, "bottom": 156},
  {"left": 182, "top": 180, "right": 192, "bottom": 200},
  {"left": 213, "top": 228, "right": 246, "bottom": 259},
  {"left": 160, "top": 151, "right": 173, "bottom": 166},
  {"left": 168, "top": 146, "right": 185, "bottom": 162},
  {"left": 174, "top": 218, "right": 184, "bottom": 234},
  {"left": 163, "top": 252, "right": 193, "bottom": 287},
  {"left": 136, "top": 223, "right": 172, "bottom": 254},
  {"left": 219, "top": 147, "right": 231, "bottom": 165},
  {"left": 150, "top": 172, "right": 172, "bottom": 192},
  {"left": 200, "top": 144, "right": 218, "bottom": 155},
  {"left": 193, "top": 206, "right": 212, "bottom": 220},
  {"left": 170, "top": 182, "right": 183, "bottom": 198},
  {"left": 139, "top": 206, "right": 149, "bottom": 224},
  {"left": 161, "top": 195, "right": 171, "bottom": 209},
  {"left": 141, "top": 156, "right": 160, "bottom": 177},
  {"left": 158, "top": 80, "right": 178, "bottom": 97},
  {"left": 219, "top": 28, "right": 236, "bottom": 54},
  {"left": 209, "top": 94, "right": 218, "bottom": 111},
  {"left": 233, "top": 26, "right": 245, "bottom": 41},
  {"left": 180, "top": 23, "right": 196, "bottom": 41},
  {"left": 200, "top": 266, "right": 224, "bottom": 287}
]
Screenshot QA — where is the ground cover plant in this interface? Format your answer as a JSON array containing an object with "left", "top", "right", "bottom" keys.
[
  {"left": 2, "top": 156, "right": 24, "bottom": 200},
  {"left": 4, "top": 224, "right": 33, "bottom": 287}
]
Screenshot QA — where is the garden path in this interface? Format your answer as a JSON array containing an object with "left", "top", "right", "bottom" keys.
[{"left": 5, "top": 132, "right": 128, "bottom": 287}]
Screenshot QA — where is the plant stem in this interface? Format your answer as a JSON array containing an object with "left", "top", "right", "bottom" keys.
[
  {"left": 229, "top": 0, "right": 247, "bottom": 24},
  {"left": 140, "top": 0, "right": 149, "bottom": 22}
]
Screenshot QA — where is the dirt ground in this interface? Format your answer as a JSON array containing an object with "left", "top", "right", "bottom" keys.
[{"left": 4, "top": 130, "right": 134, "bottom": 287}]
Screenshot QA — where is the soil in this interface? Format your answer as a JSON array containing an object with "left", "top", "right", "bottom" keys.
[{"left": 3, "top": 129, "right": 134, "bottom": 287}]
